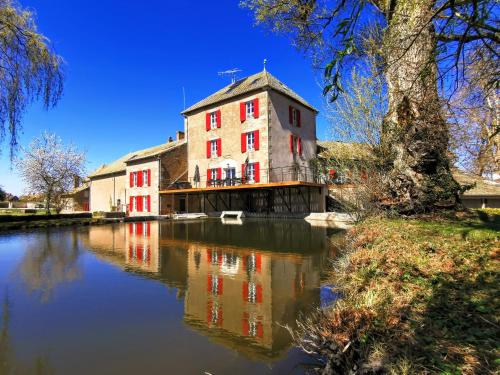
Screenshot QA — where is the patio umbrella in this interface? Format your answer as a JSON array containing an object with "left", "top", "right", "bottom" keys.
[{"left": 194, "top": 165, "right": 200, "bottom": 186}]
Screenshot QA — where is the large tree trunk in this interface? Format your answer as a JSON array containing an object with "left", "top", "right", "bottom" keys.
[{"left": 381, "top": 0, "right": 461, "bottom": 213}]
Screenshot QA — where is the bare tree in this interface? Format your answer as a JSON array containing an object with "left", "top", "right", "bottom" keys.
[
  {"left": 0, "top": 0, "right": 64, "bottom": 159},
  {"left": 16, "top": 132, "right": 86, "bottom": 214},
  {"left": 447, "top": 48, "right": 499, "bottom": 178}
]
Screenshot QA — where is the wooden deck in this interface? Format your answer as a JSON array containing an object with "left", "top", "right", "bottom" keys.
[{"left": 159, "top": 181, "right": 325, "bottom": 194}]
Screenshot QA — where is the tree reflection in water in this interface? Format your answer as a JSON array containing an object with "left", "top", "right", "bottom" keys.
[{"left": 17, "top": 229, "right": 82, "bottom": 302}]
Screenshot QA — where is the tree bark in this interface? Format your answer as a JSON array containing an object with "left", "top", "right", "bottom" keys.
[{"left": 381, "top": 0, "right": 461, "bottom": 213}]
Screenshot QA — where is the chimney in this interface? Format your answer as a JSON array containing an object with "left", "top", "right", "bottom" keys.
[
  {"left": 176, "top": 131, "right": 185, "bottom": 141},
  {"left": 168, "top": 136, "right": 173, "bottom": 143},
  {"left": 73, "top": 175, "right": 81, "bottom": 189}
]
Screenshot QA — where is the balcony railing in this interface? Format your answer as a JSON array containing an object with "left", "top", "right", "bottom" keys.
[{"left": 162, "top": 166, "right": 329, "bottom": 190}]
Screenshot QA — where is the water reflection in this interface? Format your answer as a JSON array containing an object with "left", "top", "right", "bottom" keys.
[
  {"left": 17, "top": 230, "right": 82, "bottom": 302},
  {"left": 80, "top": 219, "right": 336, "bottom": 360}
]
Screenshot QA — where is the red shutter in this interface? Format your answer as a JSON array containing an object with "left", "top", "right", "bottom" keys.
[
  {"left": 138, "top": 171, "right": 143, "bottom": 187},
  {"left": 254, "top": 162, "right": 260, "bottom": 183},
  {"left": 216, "top": 110, "right": 221, "bottom": 128},
  {"left": 147, "top": 195, "right": 151, "bottom": 212},
  {"left": 207, "top": 168, "right": 211, "bottom": 186},
  {"left": 297, "top": 110, "right": 301, "bottom": 127},
  {"left": 289, "top": 106, "right": 293, "bottom": 124},
  {"left": 254, "top": 130, "right": 259, "bottom": 150},
  {"left": 256, "top": 284, "right": 263, "bottom": 303},
  {"left": 207, "top": 141, "right": 211, "bottom": 159},
  {"left": 129, "top": 196, "right": 133, "bottom": 211},
  {"left": 217, "top": 138, "right": 221, "bottom": 157},
  {"left": 253, "top": 98, "right": 259, "bottom": 118},
  {"left": 217, "top": 277, "right": 223, "bottom": 295},
  {"left": 290, "top": 135, "right": 294, "bottom": 153},
  {"left": 241, "top": 133, "right": 247, "bottom": 153},
  {"left": 240, "top": 102, "right": 246, "bottom": 122},
  {"left": 298, "top": 137, "right": 302, "bottom": 156},
  {"left": 206, "top": 113, "right": 210, "bottom": 131},
  {"left": 129, "top": 172, "right": 133, "bottom": 187},
  {"left": 217, "top": 168, "right": 222, "bottom": 180},
  {"left": 147, "top": 169, "right": 151, "bottom": 186},
  {"left": 138, "top": 196, "right": 143, "bottom": 212}
]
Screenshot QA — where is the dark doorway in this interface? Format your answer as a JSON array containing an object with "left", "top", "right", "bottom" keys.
[{"left": 179, "top": 197, "right": 186, "bottom": 212}]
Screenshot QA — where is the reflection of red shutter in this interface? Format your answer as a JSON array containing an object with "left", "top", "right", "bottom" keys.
[
  {"left": 297, "top": 110, "right": 301, "bottom": 127},
  {"left": 137, "top": 222, "right": 143, "bottom": 235},
  {"left": 217, "top": 251, "right": 222, "bottom": 265},
  {"left": 216, "top": 110, "right": 221, "bottom": 128},
  {"left": 256, "top": 284, "right": 263, "bottom": 303},
  {"left": 128, "top": 244, "right": 133, "bottom": 258},
  {"left": 242, "top": 317, "right": 249, "bottom": 336},
  {"left": 207, "top": 274, "right": 212, "bottom": 292},
  {"left": 254, "top": 162, "right": 260, "bottom": 183},
  {"left": 137, "top": 245, "right": 143, "bottom": 260},
  {"left": 129, "top": 172, "right": 133, "bottom": 187},
  {"left": 217, "top": 168, "right": 222, "bottom": 180},
  {"left": 206, "top": 249, "right": 212, "bottom": 263},
  {"left": 241, "top": 133, "right": 246, "bottom": 153},
  {"left": 147, "top": 195, "right": 151, "bottom": 212},
  {"left": 129, "top": 223, "right": 133, "bottom": 235},
  {"left": 254, "top": 131, "right": 259, "bottom": 150},
  {"left": 147, "top": 169, "right": 151, "bottom": 186},
  {"left": 242, "top": 281, "right": 248, "bottom": 302},
  {"left": 240, "top": 102, "right": 246, "bottom": 122},
  {"left": 289, "top": 106, "right": 293, "bottom": 124},
  {"left": 206, "top": 113, "right": 210, "bottom": 131},
  {"left": 146, "top": 222, "right": 151, "bottom": 236},
  {"left": 217, "top": 307, "right": 223, "bottom": 327},
  {"left": 129, "top": 196, "right": 133, "bottom": 211},
  {"left": 217, "top": 277, "right": 223, "bottom": 295},
  {"left": 217, "top": 138, "right": 221, "bottom": 157},
  {"left": 242, "top": 255, "right": 246, "bottom": 270},
  {"left": 256, "top": 254, "right": 262, "bottom": 273},
  {"left": 206, "top": 141, "right": 211, "bottom": 158},
  {"left": 206, "top": 301, "right": 212, "bottom": 323},
  {"left": 257, "top": 322, "right": 264, "bottom": 338},
  {"left": 253, "top": 98, "right": 259, "bottom": 118}
]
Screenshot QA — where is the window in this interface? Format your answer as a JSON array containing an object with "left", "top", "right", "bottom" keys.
[
  {"left": 292, "top": 108, "right": 298, "bottom": 126},
  {"left": 247, "top": 132, "right": 255, "bottom": 150},
  {"left": 225, "top": 167, "right": 236, "bottom": 180},
  {"left": 142, "top": 170, "right": 148, "bottom": 185},
  {"left": 246, "top": 101, "right": 254, "bottom": 118},
  {"left": 133, "top": 172, "right": 138, "bottom": 186},
  {"left": 247, "top": 163, "right": 255, "bottom": 182},
  {"left": 210, "top": 140, "right": 218, "bottom": 158},
  {"left": 133, "top": 196, "right": 137, "bottom": 211},
  {"left": 143, "top": 196, "right": 148, "bottom": 212},
  {"left": 210, "top": 112, "right": 217, "bottom": 129},
  {"left": 211, "top": 168, "right": 218, "bottom": 181}
]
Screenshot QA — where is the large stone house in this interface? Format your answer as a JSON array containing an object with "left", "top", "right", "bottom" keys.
[{"left": 162, "top": 70, "right": 327, "bottom": 214}]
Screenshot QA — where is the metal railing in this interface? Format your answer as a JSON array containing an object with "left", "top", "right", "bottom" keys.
[{"left": 162, "top": 166, "right": 329, "bottom": 190}]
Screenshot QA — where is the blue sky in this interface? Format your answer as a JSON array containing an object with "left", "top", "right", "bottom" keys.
[{"left": 0, "top": 0, "right": 329, "bottom": 195}]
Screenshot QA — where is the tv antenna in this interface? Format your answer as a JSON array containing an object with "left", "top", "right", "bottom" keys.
[{"left": 218, "top": 68, "right": 242, "bottom": 84}]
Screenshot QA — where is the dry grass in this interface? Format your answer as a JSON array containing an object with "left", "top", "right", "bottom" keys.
[{"left": 309, "top": 210, "right": 499, "bottom": 374}]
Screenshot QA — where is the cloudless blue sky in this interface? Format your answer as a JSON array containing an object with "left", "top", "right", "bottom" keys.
[{"left": 0, "top": 0, "right": 329, "bottom": 195}]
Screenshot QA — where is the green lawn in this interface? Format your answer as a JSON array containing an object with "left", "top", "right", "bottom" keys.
[{"left": 313, "top": 210, "right": 499, "bottom": 374}]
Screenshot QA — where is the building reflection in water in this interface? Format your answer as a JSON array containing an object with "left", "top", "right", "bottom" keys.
[{"left": 81, "top": 219, "right": 337, "bottom": 360}]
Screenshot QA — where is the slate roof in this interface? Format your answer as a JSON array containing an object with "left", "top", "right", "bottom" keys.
[
  {"left": 182, "top": 70, "right": 317, "bottom": 114},
  {"left": 88, "top": 140, "right": 185, "bottom": 178}
]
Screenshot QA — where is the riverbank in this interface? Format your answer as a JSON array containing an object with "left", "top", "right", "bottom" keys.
[{"left": 306, "top": 210, "right": 499, "bottom": 374}]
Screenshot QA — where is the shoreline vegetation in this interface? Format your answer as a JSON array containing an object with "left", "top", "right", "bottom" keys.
[{"left": 299, "top": 209, "right": 499, "bottom": 374}]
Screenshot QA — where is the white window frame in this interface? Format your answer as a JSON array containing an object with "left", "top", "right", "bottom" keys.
[
  {"left": 133, "top": 196, "right": 137, "bottom": 211},
  {"left": 133, "top": 172, "right": 138, "bottom": 186},
  {"left": 246, "top": 101, "right": 254, "bottom": 118},
  {"left": 210, "top": 139, "right": 218, "bottom": 158},
  {"left": 292, "top": 108, "right": 298, "bottom": 126},
  {"left": 247, "top": 132, "right": 255, "bottom": 151},
  {"left": 210, "top": 168, "right": 218, "bottom": 181},
  {"left": 142, "top": 170, "right": 148, "bottom": 185},
  {"left": 143, "top": 195, "right": 148, "bottom": 212},
  {"left": 247, "top": 163, "right": 255, "bottom": 183},
  {"left": 210, "top": 112, "right": 217, "bottom": 129}
]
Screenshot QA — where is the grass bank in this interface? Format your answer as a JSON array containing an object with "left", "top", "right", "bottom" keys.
[
  {"left": 0, "top": 218, "right": 106, "bottom": 231},
  {"left": 305, "top": 210, "right": 499, "bottom": 374}
]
